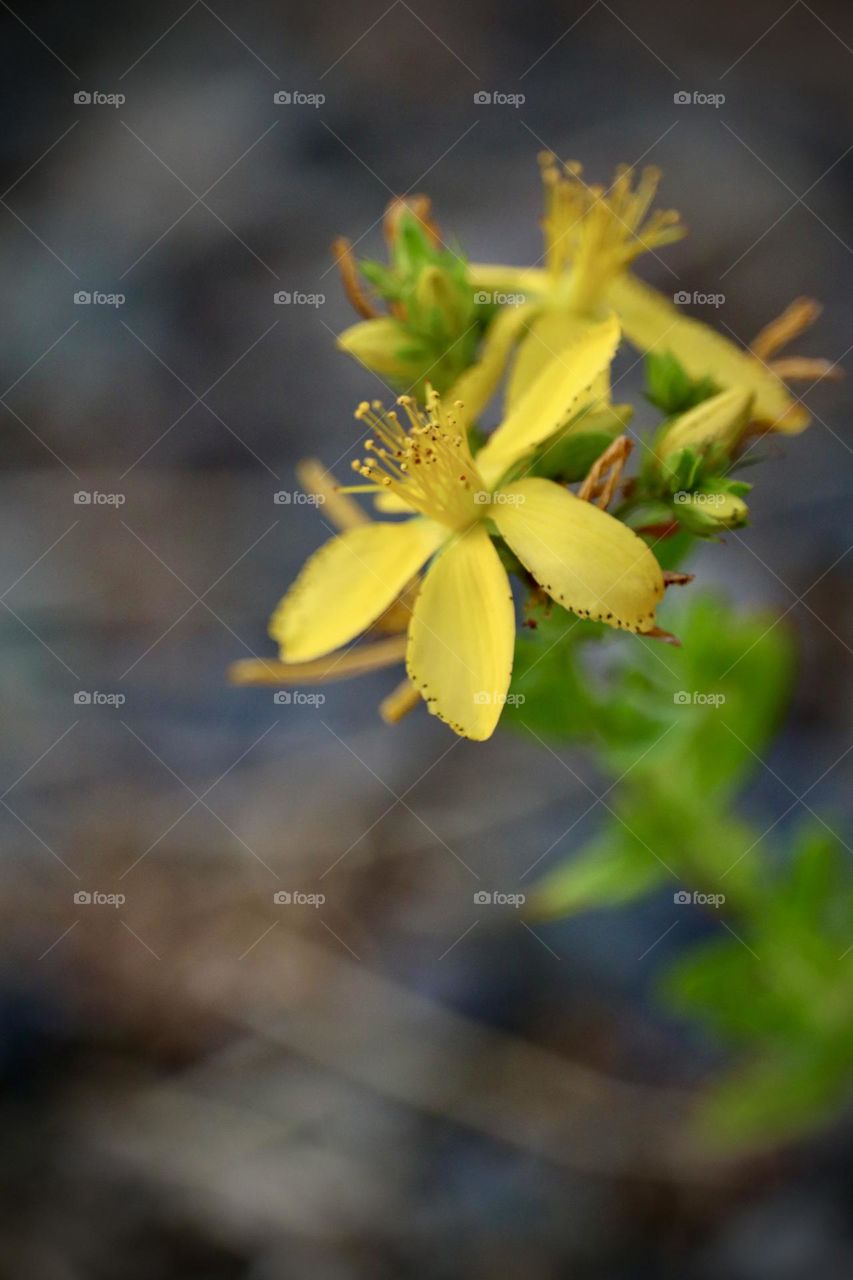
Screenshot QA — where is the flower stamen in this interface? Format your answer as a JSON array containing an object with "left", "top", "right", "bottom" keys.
[
  {"left": 350, "top": 390, "right": 487, "bottom": 530},
  {"left": 538, "top": 151, "right": 686, "bottom": 313}
]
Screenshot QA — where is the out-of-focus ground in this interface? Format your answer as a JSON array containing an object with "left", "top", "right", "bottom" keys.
[{"left": 0, "top": 1, "right": 851, "bottom": 1275}]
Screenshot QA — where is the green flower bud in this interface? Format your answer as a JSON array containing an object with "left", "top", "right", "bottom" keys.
[
  {"left": 657, "top": 386, "right": 754, "bottom": 467},
  {"left": 337, "top": 318, "right": 433, "bottom": 385},
  {"left": 412, "top": 263, "right": 474, "bottom": 341},
  {"left": 673, "top": 486, "right": 749, "bottom": 533},
  {"left": 415, "top": 263, "right": 454, "bottom": 311}
]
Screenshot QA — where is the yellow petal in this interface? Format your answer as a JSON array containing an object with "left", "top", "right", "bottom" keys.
[
  {"left": 373, "top": 490, "right": 415, "bottom": 515},
  {"left": 476, "top": 314, "right": 621, "bottom": 488},
  {"left": 658, "top": 386, "right": 754, "bottom": 459},
  {"left": 749, "top": 297, "right": 821, "bottom": 361},
  {"left": 379, "top": 677, "right": 421, "bottom": 724},
  {"left": 447, "top": 301, "right": 540, "bottom": 430},
  {"left": 406, "top": 524, "right": 515, "bottom": 740},
  {"left": 767, "top": 356, "right": 843, "bottom": 383},
  {"left": 271, "top": 519, "right": 445, "bottom": 662},
  {"left": 505, "top": 309, "right": 611, "bottom": 410},
  {"left": 296, "top": 458, "right": 369, "bottom": 530},
  {"left": 607, "top": 273, "right": 809, "bottom": 432},
  {"left": 469, "top": 262, "right": 549, "bottom": 298},
  {"left": 229, "top": 635, "right": 408, "bottom": 685},
  {"left": 491, "top": 477, "right": 664, "bottom": 632}
]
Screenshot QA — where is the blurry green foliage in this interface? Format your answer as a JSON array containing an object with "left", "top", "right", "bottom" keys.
[
  {"left": 667, "top": 828, "right": 853, "bottom": 1145},
  {"left": 505, "top": 592, "right": 853, "bottom": 1149},
  {"left": 483, "top": 344, "right": 848, "bottom": 1149}
]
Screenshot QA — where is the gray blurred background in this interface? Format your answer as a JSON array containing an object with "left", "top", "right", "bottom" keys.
[{"left": 0, "top": 1, "right": 851, "bottom": 1276}]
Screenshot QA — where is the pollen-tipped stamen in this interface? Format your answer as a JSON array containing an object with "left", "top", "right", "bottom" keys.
[
  {"left": 349, "top": 391, "right": 486, "bottom": 529},
  {"left": 537, "top": 152, "right": 686, "bottom": 312}
]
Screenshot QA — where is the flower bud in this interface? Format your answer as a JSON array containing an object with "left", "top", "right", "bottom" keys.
[
  {"left": 337, "top": 318, "right": 433, "bottom": 385},
  {"left": 657, "top": 386, "right": 753, "bottom": 465},
  {"left": 673, "top": 487, "right": 749, "bottom": 533},
  {"left": 414, "top": 264, "right": 468, "bottom": 334}
]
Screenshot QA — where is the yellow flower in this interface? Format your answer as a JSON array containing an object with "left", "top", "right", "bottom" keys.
[
  {"left": 457, "top": 154, "right": 684, "bottom": 423},
  {"left": 468, "top": 154, "right": 833, "bottom": 433},
  {"left": 606, "top": 277, "right": 816, "bottom": 431},
  {"left": 268, "top": 317, "right": 664, "bottom": 741}
]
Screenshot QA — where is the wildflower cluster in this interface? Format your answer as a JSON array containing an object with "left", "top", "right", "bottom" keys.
[
  {"left": 235, "top": 155, "right": 835, "bottom": 741},
  {"left": 230, "top": 154, "right": 850, "bottom": 1151}
]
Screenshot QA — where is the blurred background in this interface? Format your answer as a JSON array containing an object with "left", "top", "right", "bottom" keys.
[{"left": 0, "top": 0, "right": 851, "bottom": 1275}]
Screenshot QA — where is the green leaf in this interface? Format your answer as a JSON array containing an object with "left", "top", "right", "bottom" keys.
[
  {"left": 529, "top": 833, "right": 668, "bottom": 918},
  {"left": 696, "top": 1045, "right": 853, "bottom": 1149}
]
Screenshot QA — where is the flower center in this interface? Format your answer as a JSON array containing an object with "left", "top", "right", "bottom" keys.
[
  {"left": 351, "top": 390, "right": 488, "bottom": 530},
  {"left": 539, "top": 152, "right": 685, "bottom": 313}
]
